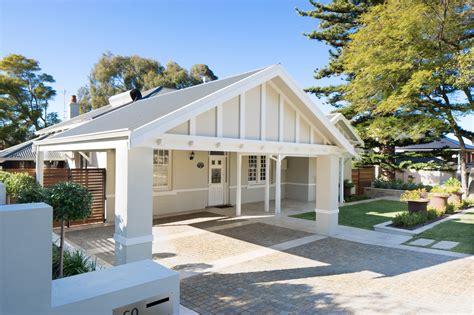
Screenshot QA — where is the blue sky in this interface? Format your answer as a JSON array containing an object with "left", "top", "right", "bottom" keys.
[{"left": 1, "top": 0, "right": 472, "bottom": 132}]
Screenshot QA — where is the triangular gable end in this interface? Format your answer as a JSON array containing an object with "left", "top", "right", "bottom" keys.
[{"left": 130, "top": 65, "right": 356, "bottom": 156}]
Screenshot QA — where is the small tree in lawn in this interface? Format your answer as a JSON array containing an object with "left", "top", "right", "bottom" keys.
[{"left": 47, "top": 182, "right": 92, "bottom": 278}]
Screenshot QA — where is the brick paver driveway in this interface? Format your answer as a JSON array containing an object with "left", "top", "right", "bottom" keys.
[{"left": 65, "top": 205, "right": 474, "bottom": 314}]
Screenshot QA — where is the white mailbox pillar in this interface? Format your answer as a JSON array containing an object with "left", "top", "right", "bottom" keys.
[
  {"left": 315, "top": 155, "right": 339, "bottom": 235},
  {"left": 0, "top": 203, "right": 52, "bottom": 315},
  {"left": 114, "top": 145, "right": 154, "bottom": 265},
  {"left": 0, "top": 182, "right": 6, "bottom": 205}
]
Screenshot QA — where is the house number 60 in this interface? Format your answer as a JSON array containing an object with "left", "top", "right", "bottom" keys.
[{"left": 123, "top": 308, "right": 139, "bottom": 315}]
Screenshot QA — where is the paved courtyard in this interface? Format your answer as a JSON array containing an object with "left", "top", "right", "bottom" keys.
[{"left": 64, "top": 200, "right": 474, "bottom": 314}]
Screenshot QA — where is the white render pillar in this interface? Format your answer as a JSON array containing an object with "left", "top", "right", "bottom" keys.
[
  {"left": 113, "top": 145, "right": 154, "bottom": 265},
  {"left": 0, "top": 203, "right": 52, "bottom": 314},
  {"left": 264, "top": 155, "right": 270, "bottom": 212},
  {"left": 315, "top": 155, "right": 339, "bottom": 235},
  {"left": 35, "top": 150, "right": 44, "bottom": 186},
  {"left": 236, "top": 153, "right": 242, "bottom": 216},
  {"left": 275, "top": 155, "right": 282, "bottom": 214},
  {"left": 105, "top": 149, "right": 116, "bottom": 223}
]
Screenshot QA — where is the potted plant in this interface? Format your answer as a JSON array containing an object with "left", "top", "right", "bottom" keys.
[
  {"left": 47, "top": 182, "right": 92, "bottom": 278},
  {"left": 343, "top": 180, "right": 354, "bottom": 199},
  {"left": 444, "top": 177, "right": 463, "bottom": 204},
  {"left": 429, "top": 185, "right": 449, "bottom": 210},
  {"left": 400, "top": 189, "right": 428, "bottom": 213}
]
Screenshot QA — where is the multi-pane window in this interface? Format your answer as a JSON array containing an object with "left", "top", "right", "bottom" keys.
[
  {"left": 248, "top": 155, "right": 258, "bottom": 182},
  {"left": 153, "top": 150, "right": 170, "bottom": 189},
  {"left": 248, "top": 155, "right": 267, "bottom": 184}
]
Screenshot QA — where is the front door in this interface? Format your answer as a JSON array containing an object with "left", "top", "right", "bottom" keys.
[{"left": 208, "top": 155, "right": 225, "bottom": 206}]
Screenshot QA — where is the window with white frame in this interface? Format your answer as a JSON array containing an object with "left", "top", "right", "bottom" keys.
[
  {"left": 153, "top": 150, "right": 171, "bottom": 189},
  {"left": 248, "top": 155, "right": 267, "bottom": 184}
]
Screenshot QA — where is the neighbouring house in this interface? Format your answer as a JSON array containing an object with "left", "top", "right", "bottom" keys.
[
  {"left": 29, "top": 65, "right": 356, "bottom": 264},
  {"left": 395, "top": 136, "right": 474, "bottom": 186},
  {"left": 0, "top": 135, "right": 67, "bottom": 170}
]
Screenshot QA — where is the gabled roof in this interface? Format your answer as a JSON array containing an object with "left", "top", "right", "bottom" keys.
[
  {"left": 396, "top": 136, "right": 474, "bottom": 151},
  {"left": 37, "top": 86, "right": 176, "bottom": 135},
  {"left": 0, "top": 135, "right": 66, "bottom": 162},
  {"left": 36, "top": 65, "right": 356, "bottom": 156},
  {"left": 326, "top": 113, "right": 364, "bottom": 147}
]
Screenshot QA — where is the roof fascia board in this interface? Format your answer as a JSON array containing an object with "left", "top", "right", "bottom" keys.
[
  {"left": 150, "top": 133, "right": 343, "bottom": 156},
  {"left": 130, "top": 66, "right": 280, "bottom": 147},
  {"left": 275, "top": 66, "right": 356, "bottom": 156},
  {"left": 37, "top": 139, "right": 128, "bottom": 152},
  {"left": 331, "top": 113, "right": 365, "bottom": 146},
  {"left": 35, "top": 129, "right": 131, "bottom": 146}
]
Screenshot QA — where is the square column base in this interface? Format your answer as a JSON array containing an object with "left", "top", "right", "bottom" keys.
[
  {"left": 114, "top": 234, "right": 153, "bottom": 265},
  {"left": 315, "top": 209, "right": 339, "bottom": 236}
]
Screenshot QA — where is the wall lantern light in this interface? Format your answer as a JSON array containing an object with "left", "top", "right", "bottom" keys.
[{"left": 190, "top": 151, "right": 195, "bottom": 160}]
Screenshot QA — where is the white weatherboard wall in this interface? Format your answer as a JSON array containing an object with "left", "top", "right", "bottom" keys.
[{"left": 0, "top": 202, "right": 180, "bottom": 315}]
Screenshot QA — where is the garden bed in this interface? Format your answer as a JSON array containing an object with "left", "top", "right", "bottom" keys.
[{"left": 364, "top": 187, "right": 405, "bottom": 199}]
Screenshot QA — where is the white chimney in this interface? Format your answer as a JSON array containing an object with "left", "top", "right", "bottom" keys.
[{"left": 69, "top": 95, "right": 80, "bottom": 119}]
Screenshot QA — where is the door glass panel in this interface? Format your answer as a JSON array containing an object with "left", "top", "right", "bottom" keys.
[{"left": 211, "top": 168, "right": 222, "bottom": 184}]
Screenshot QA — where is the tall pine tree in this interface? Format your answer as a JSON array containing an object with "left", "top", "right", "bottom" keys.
[{"left": 297, "top": 0, "right": 447, "bottom": 179}]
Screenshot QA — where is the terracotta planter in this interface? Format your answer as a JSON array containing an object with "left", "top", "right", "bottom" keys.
[
  {"left": 448, "top": 192, "right": 463, "bottom": 205},
  {"left": 429, "top": 194, "right": 449, "bottom": 210},
  {"left": 407, "top": 199, "right": 428, "bottom": 213}
]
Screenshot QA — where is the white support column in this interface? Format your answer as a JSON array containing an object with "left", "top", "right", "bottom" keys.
[
  {"left": 113, "top": 145, "right": 154, "bottom": 265},
  {"left": 315, "top": 155, "right": 339, "bottom": 235},
  {"left": 339, "top": 157, "right": 344, "bottom": 204},
  {"left": 236, "top": 153, "right": 242, "bottom": 216},
  {"left": 261, "top": 83, "right": 266, "bottom": 141},
  {"left": 275, "top": 155, "right": 282, "bottom": 214},
  {"left": 264, "top": 155, "right": 270, "bottom": 212},
  {"left": 35, "top": 150, "right": 44, "bottom": 186}
]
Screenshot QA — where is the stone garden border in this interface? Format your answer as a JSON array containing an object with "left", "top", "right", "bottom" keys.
[{"left": 374, "top": 208, "right": 473, "bottom": 236}]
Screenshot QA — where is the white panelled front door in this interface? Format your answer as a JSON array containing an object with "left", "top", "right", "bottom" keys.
[{"left": 208, "top": 155, "right": 226, "bottom": 206}]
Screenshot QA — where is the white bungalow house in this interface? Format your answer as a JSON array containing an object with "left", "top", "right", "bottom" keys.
[{"left": 33, "top": 65, "right": 356, "bottom": 265}]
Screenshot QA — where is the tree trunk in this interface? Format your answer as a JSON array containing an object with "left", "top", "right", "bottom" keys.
[
  {"left": 59, "top": 218, "right": 65, "bottom": 278},
  {"left": 380, "top": 144, "right": 396, "bottom": 181},
  {"left": 453, "top": 133, "right": 468, "bottom": 196}
]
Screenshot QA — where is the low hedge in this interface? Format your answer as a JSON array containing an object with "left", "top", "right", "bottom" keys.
[
  {"left": 392, "top": 209, "right": 443, "bottom": 228},
  {"left": 373, "top": 179, "right": 430, "bottom": 191}
]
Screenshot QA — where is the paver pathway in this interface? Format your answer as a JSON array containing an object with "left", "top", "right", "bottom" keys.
[{"left": 63, "top": 200, "right": 474, "bottom": 314}]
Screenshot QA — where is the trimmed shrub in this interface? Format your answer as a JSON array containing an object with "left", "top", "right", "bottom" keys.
[
  {"left": 392, "top": 209, "right": 442, "bottom": 228},
  {"left": 400, "top": 189, "right": 426, "bottom": 201},
  {"left": 373, "top": 179, "right": 429, "bottom": 191},
  {"left": 2, "top": 172, "right": 37, "bottom": 198},
  {"left": 17, "top": 183, "right": 46, "bottom": 203}
]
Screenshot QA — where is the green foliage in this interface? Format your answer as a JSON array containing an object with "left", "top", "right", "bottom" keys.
[
  {"left": 461, "top": 198, "right": 474, "bottom": 209},
  {"left": 297, "top": 0, "right": 449, "bottom": 180},
  {"left": 445, "top": 203, "right": 456, "bottom": 215},
  {"left": 430, "top": 185, "right": 450, "bottom": 196},
  {"left": 0, "top": 170, "right": 11, "bottom": 183},
  {"left": 79, "top": 52, "right": 218, "bottom": 110},
  {"left": 400, "top": 189, "right": 427, "bottom": 202},
  {"left": 343, "top": 179, "right": 354, "bottom": 188},
  {"left": 52, "top": 245, "right": 97, "bottom": 279},
  {"left": 373, "top": 179, "right": 428, "bottom": 191},
  {"left": 392, "top": 209, "right": 442, "bottom": 228},
  {"left": 16, "top": 183, "right": 46, "bottom": 203},
  {"left": 444, "top": 178, "right": 462, "bottom": 194},
  {"left": 0, "top": 54, "right": 59, "bottom": 149},
  {"left": 342, "top": 0, "right": 472, "bottom": 188},
  {"left": 345, "top": 194, "right": 370, "bottom": 202},
  {"left": 2, "top": 172, "right": 37, "bottom": 198},
  {"left": 46, "top": 182, "right": 92, "bottom": 221}
]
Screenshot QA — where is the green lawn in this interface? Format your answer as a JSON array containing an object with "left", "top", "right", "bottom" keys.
[
  {"left": 406, "top": 211, "right": 474, "bottom": 255},
  {"left": 290, "top": 199, "right": 407, "bottom": 230}
]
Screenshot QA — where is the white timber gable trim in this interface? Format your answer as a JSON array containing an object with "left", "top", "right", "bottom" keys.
[{"left": 129, "top": 65, "right": 355, "bottom": 156}]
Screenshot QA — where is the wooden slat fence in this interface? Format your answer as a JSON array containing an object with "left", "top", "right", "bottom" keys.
[
  {"left": 3, "top": 168, "right": 105, "bottom": 226},
  {"left": 352, "top": 167, "right": 375, "bottom": 195}
]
